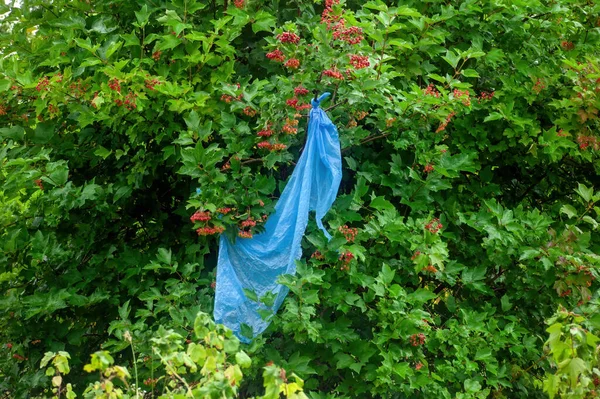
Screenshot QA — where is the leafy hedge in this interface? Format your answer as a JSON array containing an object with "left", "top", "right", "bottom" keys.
[{"left": 1, "top": 0, "right": 600, "bottom": 397}]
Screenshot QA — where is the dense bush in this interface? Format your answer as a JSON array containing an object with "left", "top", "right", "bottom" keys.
[{"left": 1, "top": 0, "right": 600, "bottom": 397}]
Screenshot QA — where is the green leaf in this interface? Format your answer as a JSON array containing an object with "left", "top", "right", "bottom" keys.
[
  {"left": 252, "top": 11, "right": 276, "bottom": 33},
  {"left": 0, "top": 126, "right": 25, "bottom": 141},
  {"left": 157, "top": 248, "right": 172, "bottom": 264},
  {"left": 500, "top": 295, "right": 512, "bottom": 312},
  {"left": 442, "top": 50, "right": 461, "bottom": 69},
  {"left": 407, "top": 288, "right": 437, "bottom": 304},
  {"left": 576, "top": 183, "right": 593, "bottom": 202},
  {"left": 94, "top": 146, "right": 112, "bottom": 159},
  {"left": 184, "top": 110, "right": 201, "bottom": 132},
  {"left": 461, "top": 69, "right": 480, "bottom": 78},
  {"left": 113, "top": 186, "right": 132, "bottom": 203},
  {"left": 370, "top": 196, "right": 395, "bottom": 211},
  {"left": 560, "top": 204, "right": 578, "bottom": 219},
  {"left": 135, "top": 4, "right": 151, "bottom": 27},
  {"left": 558, "top": 357, "right": 586, "bottom": 388},
  {"left": 475, "top": 347, "right": 492, "bottom": 362},
  {"left": 380, "top": 264, "right": 395, "bottom": 285},
  {"left": 484, "top": 112, "right": 503, "bottom": 122},
  {"left": 0, "top": 79, "right": 10, "bottom": 92},
  {"left": 236, "top": 351, "right": 252, "bottom": 368},
  {"left": 464, "top": 379, "right": 481, "bottom": 393}
]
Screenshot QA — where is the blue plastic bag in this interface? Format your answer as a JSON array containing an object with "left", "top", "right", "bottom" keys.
[{"left": 214, "top": 93, "right": 342, "bottom": 341}]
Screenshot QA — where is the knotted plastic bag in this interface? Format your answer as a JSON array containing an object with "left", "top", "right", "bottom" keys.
[{"left": 214, "top": 93, "right": 342, "bottom": 341}]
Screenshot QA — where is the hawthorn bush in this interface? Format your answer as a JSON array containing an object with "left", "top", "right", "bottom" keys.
[{"left": 1, "top": 0, "right": 600, "bottom": 397}]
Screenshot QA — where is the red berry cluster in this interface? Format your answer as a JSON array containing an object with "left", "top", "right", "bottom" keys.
[
  {"left": 152, "top": 50, "right": 161, "bottom": 61},
  {"left": 355, "top": 111, "right": 368, "bottom": 120},
  {"left": 296, "top": 103, "right": 311, "bottom": 111},
  {"left": 333, "top": 26, "right": 363, "bottom": 45},
  {"left": 69, "top": 80, "right": 89, "bottom": 98},
  {"left": 577, "top": 134, "right": 598, "bottom": 151},
  {"left": 339, "top": 250, "right": 354, "bottom": 271},
  {"left": 197, "top": 226, "right": 225, "bottom": 236},
  {"left": 55, "top": 73, "right": 63, "bottom": 83},
  {"left": 294, "top": 86, "right": 309, "bottom": 96},
  {"left": 257, "top": 141, "right": 287, "bottom": 151},
  {"left": 311, "top": 250, "right": 325, "bottom": 260},
  {"left": 191, "top": 210, "right": 224, "bottom": 236},
  {"left": 238, "top": 217, "right": 258, "bottom": 237},
  {"left": 145, "top": 77, "right": 161, "bottom": 91},
  {"left": 277, "top": 32, "right": 300, "bottom": 44},
  {"left": 321, "top": 0, "right": 342, "bottom": 29},
  {"left": 424, "top": 83, "right": 440, "bottom": 98},
  {"left": 282, "top": 118, "right": 298, "bottom": 135},
  {"left": 425, "top": 218, "right": 443, "bottom": 234},
  {"left": 47, "top": 103, "right": 59, "bottom": 117},
  {"left": 561, "top": 41, "right": 574, "bottom": 50},
  {"left": 108, "top": 78, "right": 121, "bottom": 93},
  {"left": 217, "top": 207, "right": 232, "bottom": 214},
  {"left": 257, "top": 125, "right": 273, "bottom": 137},
  {"left": 409, "top": 333, "right": 426, "bottom": 346},
  {"left": 0, "top": 103, "right": 7, "bottom": 116},
  {"left": 272, "top": 143, "right": 287, "bottom": 151},
  {"left": 221, "top": 162, "right": 231, "bottom": 171},
  {"left": 424, "top": 164, "right": 434, "bottom": 173},
  {"left": 556, "top": 129, "right": 567, "bottom": 137},
  {"left": 284, "top": 58, "right": 300, "bottom": 69},
  {"left": 34, "top": 179, "right": 44, "bottom": 190},
  {"left": 411, "top": 251, "right": 421, "bottom": 260},
  {"left": 453, "top": 89, "right": 471, "bottom": 106},
  {"left": 238, "top": 230, "right": 253, "bottom": 239},
  {"left": 144, "top": 378, "right": 158, "bottom": 386},
  {"left": 338, "top": 225, "right": 358, "bottom": 242},
  {"left": 323, "top": 68, "right": 344, "bottom": 80},
  {"left": 285, "top": 98, "right": 311, "bottom": 111},
  {"left": 221, "top": 93, "right": 241, "bottom": 103},
  {"left": 435, "top": 112, "right": 455, "bottom": 133},
  {"left": 91, "top": 92, "right": 100, "bottom": 108},
  {"left": 191, "top": 211, "right": 211, "bottom": 222},
  {"left": 533, "top": 78, "right": 545, "bottom": 94},
  {"left": 423, "top": 265, "right": 438, "bottom": 273},
  {"left": 349, "top": 54, "right": 369, "bottom": 69},
  {"left": 12, "top": 354, "right": 26, "bottom": 361},
  {"left": 243, "top": 106, "right": 257, "bottom": 117},
  {"left": 36, "top": 76, "right": 50, "bottom": 92},
  {"left": 477, "top": 91, "right": 495, "bottom": 102},
  {"left": 115, "top": 92, "right": 138, "bottom": 110},
  {"left": 415, "top": 362, "right": 423, "bottom": 370},
  {"left": 5, "top": 343, "right": 12, "bottom": 349},
  {"left": 240, "top": 217, "right": 257, "bottom": 229},
  {"left": 559, "top": 289, "right": 571, "bottom": 298},
  {"left": 266, "top": 49, "right": 286, "bottom": 63},
  {"left": 286, "top": 98, "right": 299, "bottom": 108},
  {"left": 234, "top": 0, "right": 244, "bottom": 8}
]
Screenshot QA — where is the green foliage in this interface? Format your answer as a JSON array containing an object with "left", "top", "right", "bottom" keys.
[
  {"left": 1, "top": 0, "right": 600, "bottom": 397},
  {"left": 38, "top": 312, "right": 306, "bottom": 398},
  {"left": 543, "top": 304, "right": 600, "bottom": 399}
]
